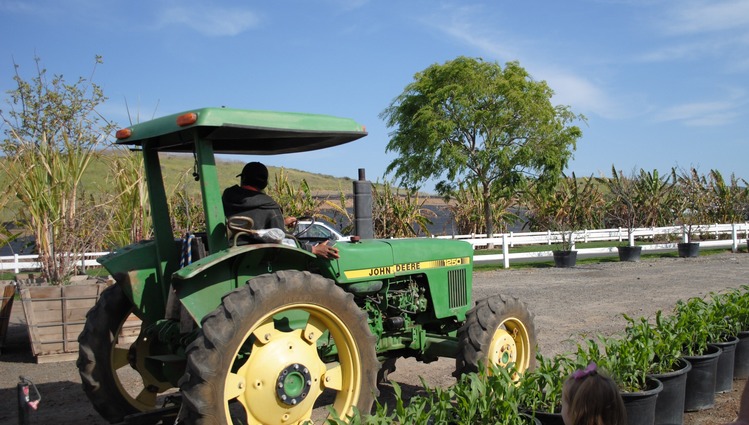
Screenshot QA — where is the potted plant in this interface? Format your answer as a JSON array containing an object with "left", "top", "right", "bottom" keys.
[
  {"left": 518, "top": 352, "right": 573, "bottom": 425},
  {"left": 704, "top": 291, "right": 741, "bottom": 392},
  {"left": 720, "top": 286, "right": 749, "bottom": 379},
  {"left": 671, "top": 297, "right": 723, "bottom": 411},
  {"left": 624, "top": 312, "right": 691, "bottom": 425},
  {"left": 598, "top": 166, "right": 643, "bottom": 262},
  {"left": 570, "top": 337, "right": 662, "bottom": 425},
  {"left": 525, "top": 173, "right": 604, "bottom": 268},
  {"left": 673, "top": 167, "right": 711, "bottom": 257}
]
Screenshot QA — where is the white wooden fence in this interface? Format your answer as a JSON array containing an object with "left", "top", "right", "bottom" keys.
[
  {"left": 0, "top": 252, "right": 109, "bottom": 274},
  {"left": 2, "top": 223, "right": 747, "bottom": 273},
  {"left": 441, "top": 223, "right": 749, "bottom": 268}
]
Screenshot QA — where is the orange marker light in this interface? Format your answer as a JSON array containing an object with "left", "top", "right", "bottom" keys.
[
  {"left": 116, "top": 128, "right": 132, "bottom": 139},
  {"left": 177, "top": 112, "right": 198, "bottom": 127}
]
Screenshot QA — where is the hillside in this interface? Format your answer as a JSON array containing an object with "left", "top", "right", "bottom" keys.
[{"left": 0, "top": 151, "right": 361, "bottom": 221}]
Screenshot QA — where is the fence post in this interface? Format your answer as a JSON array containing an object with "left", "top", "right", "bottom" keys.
[
  {"left": 629, "top": 232, "right": 635, "bottom": 247},
  {"left": 502, "top": 234, "right": 510, "bottom": 269},
  {"left": 570, "top": 233, "right": 576, "bottom": 251},
  {"left": 732, "top": 223, "right": 738, "bottom": 253},
  {"left": 14, "top": 254, "right": 19, "bottom": 274}
]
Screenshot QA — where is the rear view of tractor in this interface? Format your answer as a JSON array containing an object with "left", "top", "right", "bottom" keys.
[{"left": 77, "top": 107, "right": 536, "bottom": 425}]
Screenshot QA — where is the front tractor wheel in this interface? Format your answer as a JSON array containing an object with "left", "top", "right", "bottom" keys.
[
  {"left": 455, "top": 294, "right": 537, "bottom": 377},
  {"left": 180, "top": 270, "right": 379, "bottom": 425}
]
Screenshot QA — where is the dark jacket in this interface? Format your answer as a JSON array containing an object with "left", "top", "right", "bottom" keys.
[{"left": 222, "top": 185, "right": 285, "bottom": 230}]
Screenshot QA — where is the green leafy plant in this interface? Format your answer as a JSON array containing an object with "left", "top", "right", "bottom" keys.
[
  {"left": 673, "top": 167, "right": 712, "bottom": 243},
  {"left": 1, "top": 55, "right": 116, "bottom": 284},
  {"left": 704, "top": 290, "right": 744, "bottom": 339},
  {"left": 621, "top": 312, "right": 682, "bottom": 375},
  {"left": 672, "top": 297, "right": 725, "bottom": 356},
  {"left": 371, "top": 181, "right": 434, "bottom": 238},
  {"left": 720, "top": 286, "right": 749, "bottom": 332},
  {"left": 518, "top": 352, "right": 573, "bottom": 414},
  {"left": 525, "top": 173, "right": 605, "bottom": 251},
  {"left": 598, "top": 166, "right": 640, "bottom": 245},
  {"left": 357, "top": 364, "right": 534, "bottom": 424}
]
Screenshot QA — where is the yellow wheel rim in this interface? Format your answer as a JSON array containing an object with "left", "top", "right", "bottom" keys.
[
  {"left": 110, "top": 315, "right": 172, "bottom": 411},
  {"left": 487, "top": 316, "right": 531, "bottom": 373},
  {"left": 224, "top": 303, "right": 362, "bottom": 424}
]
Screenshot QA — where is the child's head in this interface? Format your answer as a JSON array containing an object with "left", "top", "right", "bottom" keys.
[{"left": 561, "top": 362, "right": 627, "bottom": 425}]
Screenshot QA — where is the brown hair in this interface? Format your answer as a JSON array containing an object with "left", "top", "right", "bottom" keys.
[{"left": 562, "top": 367, "right": 627, "bottom": 425}]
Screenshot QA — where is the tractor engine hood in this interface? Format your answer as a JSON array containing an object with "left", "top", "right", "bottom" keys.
[{"left": 331, "top": 238, "right": 473, "bottom": 283}]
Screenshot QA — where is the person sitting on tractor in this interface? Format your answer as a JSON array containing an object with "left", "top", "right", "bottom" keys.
[{"left": 222, "top": 161, "right": 339, "bottom": 259}]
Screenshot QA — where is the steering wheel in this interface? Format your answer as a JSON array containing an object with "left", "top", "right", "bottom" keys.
[
  {"left": 292, "top": 215, "right": 338, "bottom": 246},
  {"left": 292, "top": 215, "right": 317, "bottom": 238}
]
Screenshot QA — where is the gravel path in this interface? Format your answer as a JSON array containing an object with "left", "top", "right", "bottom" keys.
[{"left": 1, "top": 252, "right": 747, "bottom": 424}]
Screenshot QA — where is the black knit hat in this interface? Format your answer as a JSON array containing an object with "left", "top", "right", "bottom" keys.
[{"left": 238, "top": 162, "right": 269, "bottom": 190}]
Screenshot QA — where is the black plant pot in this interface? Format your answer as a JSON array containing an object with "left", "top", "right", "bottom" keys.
[
  {"left": 621, "top": 377, "right": 663, "bottom": 425},
  {"left": 521, "top": 413, "right": 543, "bottom": 425},
  {"left": 683, "top": 345, "right": 722, "bottom": 411},
  {"left": 677, "top": 242, "right": 700, "bottom": 258},
  {"left": 712, "top": 337, "right": 739, "bottom": 393},
  {"left": 649, "top": 358, "right": 691, "bottom": 425},
  {"left": 531, "top": 411, "right": 564, "bottom": 425},
  {"left": 617, "top": 246, "right": 642, "bottom": 262},
  {"left": 735, "top": 331, "right": 749, "bottom": 379},
  {"left": 552, "top": 250, "right": 577, "bottom": 268}
]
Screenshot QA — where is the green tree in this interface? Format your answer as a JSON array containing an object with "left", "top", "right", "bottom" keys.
[
  {"left": 0, "top": 56, "right": 115, "bottom": 283},
  {"left": 380, "top": 57, "right": 584, "bottom": 238}
]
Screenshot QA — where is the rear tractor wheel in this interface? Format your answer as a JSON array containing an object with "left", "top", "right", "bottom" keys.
[
  {"left": 180, "top": 270, "right": 379, "bottom": 425},
  {"left": 455, "top": 294, "right": 536, "bottom": 377}
]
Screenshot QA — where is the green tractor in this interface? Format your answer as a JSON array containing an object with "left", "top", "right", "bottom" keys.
[{"left": 77, "top": 107, "right": 537, "bottom": 425}]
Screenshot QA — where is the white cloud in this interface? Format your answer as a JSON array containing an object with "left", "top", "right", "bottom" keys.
[
  {"left": 661, "top": 0, "right": 749, "bottom": 35},
  {"left": 156, "top": 4, "right": 261, "bottom": 37},
  {"left": 539, "top": 70, "right": 627, "bottom": 119},
  {"left": 324, "top": 0, "right": 370, "bottom": 12},
  {"left": 419, "top": 4, "right": 519, "bottom": 61},
  {"left": 420, "top": 4, "right": 631, "bottom": 120},
  {"left": 654, "top": 100, "right": 740, "bottom": 126}
]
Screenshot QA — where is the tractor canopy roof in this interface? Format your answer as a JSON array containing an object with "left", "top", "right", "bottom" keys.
[{"left": 115, "top": 107, "right": 367, "bottom": 155}]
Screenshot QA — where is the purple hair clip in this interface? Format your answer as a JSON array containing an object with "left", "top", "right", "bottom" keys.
[{"left": 571, "top": 362, "right": 597, "bottom": 380}]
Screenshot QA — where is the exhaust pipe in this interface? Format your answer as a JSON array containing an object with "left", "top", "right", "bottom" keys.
[{"left": 353, "top": 168, "right": 374, "bottom": 239}]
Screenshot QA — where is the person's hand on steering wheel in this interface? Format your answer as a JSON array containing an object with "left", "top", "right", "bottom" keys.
[
  {"left": 312, "top": 240, "right": 339, "bottom": 259},
  {"left": 284, "top": 216, "right": 297, "bottom": 228}
]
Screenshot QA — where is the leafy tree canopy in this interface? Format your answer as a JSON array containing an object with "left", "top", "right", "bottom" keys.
[{"left": 380, "top": 57, "right": 585, "bottom": 235}]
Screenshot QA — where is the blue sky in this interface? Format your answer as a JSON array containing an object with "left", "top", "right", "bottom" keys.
[{"left": 1, "top": 0, "right": 747, "bottom": 191}]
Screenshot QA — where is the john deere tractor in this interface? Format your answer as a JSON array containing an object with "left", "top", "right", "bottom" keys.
[{"left": 77, "top": 107, "right": 536, "bottom": 425}]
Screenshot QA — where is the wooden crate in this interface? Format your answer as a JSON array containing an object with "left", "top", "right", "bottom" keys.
[
  {"left": 20, "top": 284, "right": 109, "bottom": 363},
  {"left": 119, "top": 312, "right": 142, "bottom": 345},
  {"left": 0, "top": 283, "right": 15, "bottom": 352}
]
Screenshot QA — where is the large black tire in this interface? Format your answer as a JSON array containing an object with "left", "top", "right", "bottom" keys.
[
  {"left": 454, "top": 294, "right": 537, "bottom": 377},
  {"left": 77, "top": 284, "right": 173, "bottom": 424},
  {"left": 180, "top": 270, "right": 379, "bottom": 425}
]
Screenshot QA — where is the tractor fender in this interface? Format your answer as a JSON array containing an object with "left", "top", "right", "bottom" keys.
[{"left": 172, "top": 243, "right": 317, "bottom": 324}]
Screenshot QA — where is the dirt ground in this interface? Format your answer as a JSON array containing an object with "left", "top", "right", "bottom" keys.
[{"left": 1, "top": 252, "right": 747, "bottom": 424}]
